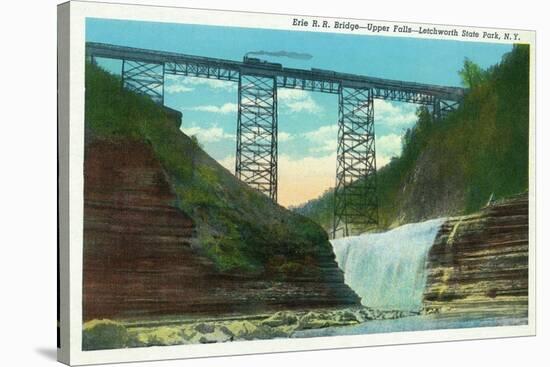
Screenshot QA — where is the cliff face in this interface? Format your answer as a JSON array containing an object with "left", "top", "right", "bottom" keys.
[
  {"left": 83, "top": 138, "right": 360, "bottom": 321},
  {"left": 390, "top": 144, "right": 466, "bottom": 226},
  {"left": 423, "top": 194, "right": 528, "bottom": 318}
]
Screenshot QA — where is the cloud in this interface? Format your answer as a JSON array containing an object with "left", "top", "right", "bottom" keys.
[
  {"left": 277, "top": 89, "right": 306, "bottom": 100},
  {"left": 185, "top": 78, "right": 237, "bottom": 91},
  {"left": 165, "top": 74, "right": 236, "bottom": 92},
  {"left": 375, "top": 100, "right": 417, "bottom": 127},
  {"left": 218, "top": 155, "right": 236, "bottom": 172},
  {"left": 186, "top": 103, "right": 237, "bottom": 114},
  {"left": 376, "top": 133, "right": 402, "bottom": 158},
  {"left": 303, "top": 124, "right": 338, "bottom": 153},
  {"left": 299, "top": 125, "right": 400, "bottom": 171},
  {"left": 286, "top": 99, "right": 321, "bottom": 113},
  {"left": 245, "top": 50, "right": 313, "bottom": 60},
  {"left": 376, "top": 155, "right": 391, "bottom": 169},
  {"left": 180, "top": 123, "right": 234, "bottom": 143},
  {"left": 278, "top": 131, "right": 293, "bottom": 142},
  {"left": 278, "top": 89, "right": 321, "bottom": 114},
  {"left": 164, "top": 84, "right": 194, "bottom": 94},
  {"left": 301, "top": 125, "right": 403, "bottom": 159}
]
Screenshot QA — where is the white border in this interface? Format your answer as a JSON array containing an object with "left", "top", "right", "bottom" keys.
[{"left": 62, "top": 1, "right": 536, "bottom": 365}]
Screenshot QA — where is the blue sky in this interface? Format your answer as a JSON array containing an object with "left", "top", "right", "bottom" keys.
[{"left": 86, "top": 18, "right": 511, "bottom": 207}]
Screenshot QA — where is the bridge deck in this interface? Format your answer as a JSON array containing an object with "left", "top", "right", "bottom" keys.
[{"left": 86, "top": 42, "right": 466, "bottom": 102}]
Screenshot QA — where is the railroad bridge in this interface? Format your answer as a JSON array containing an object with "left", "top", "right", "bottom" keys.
[{"left": 86, "top": 42, "right": 466, "bottom": 237}]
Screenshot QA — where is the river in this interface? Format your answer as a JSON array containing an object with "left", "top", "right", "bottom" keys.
[{"left": 293, "top": 314, "right": 527, "bottom": 338}]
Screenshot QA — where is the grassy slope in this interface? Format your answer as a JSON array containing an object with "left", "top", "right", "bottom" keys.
[
  {"left": 296, "top": 45, "right": 529, "bottom": 230},
  {"left": 85, "top": 63, "right": 332, "bottom": 274}
]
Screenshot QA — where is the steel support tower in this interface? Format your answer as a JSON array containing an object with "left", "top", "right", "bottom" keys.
[
  {"left": 121, "top": 60, "right": 165, "bottom": 104},
  {"left": 235, "top": 74, "right": 278, "bottom": 201},
  {"left": 432, "top": 98, "right": 461, "bottom": 120},
  {"left": 332, "top": 86, "right": 378, "bottom": 238}
]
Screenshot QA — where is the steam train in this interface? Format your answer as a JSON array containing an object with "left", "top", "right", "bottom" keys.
[{"left": 243, "top": 56, "right": 283, "bottom": 70}]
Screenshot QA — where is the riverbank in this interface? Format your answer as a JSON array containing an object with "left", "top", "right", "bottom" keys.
[
  {"left": 83, "top": 307, "right": 418, "bottom": 350},
  {"left": 83, "top": 304, "right": 528, "bottom": 350}
]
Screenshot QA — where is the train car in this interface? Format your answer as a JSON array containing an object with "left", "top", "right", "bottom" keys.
[
  {"left": 243, "top": 56, "right": 283, "bottom": 70},
  {"left": 311, "top": 68, "right": 338, "bottom": 77}
]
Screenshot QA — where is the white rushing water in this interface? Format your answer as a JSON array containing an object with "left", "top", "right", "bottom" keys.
[{"left": 331, "top": 218, "right": 447, "bottom": 312}]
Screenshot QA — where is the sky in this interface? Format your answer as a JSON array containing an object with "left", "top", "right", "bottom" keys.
[{"left": 86, "top": 18, "right": 512, "bottom": 208}]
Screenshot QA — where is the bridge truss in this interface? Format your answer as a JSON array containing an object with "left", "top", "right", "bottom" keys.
[
  {"left": 333, "top": 86, "right": 378, "bottom": 236},
  {"left": 236, "top": 74, "right": 278, "bottom": 201},
  {"left": 86, "top": 42, "right": 466, "bottom": 238}
]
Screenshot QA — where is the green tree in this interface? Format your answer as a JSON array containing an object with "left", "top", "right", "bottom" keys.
[
  {"left": 190, "top": 135, "right": 203, "bottom": 179},
  {"left": 458, "top": 58, "right": 487, "bottom": 88}
]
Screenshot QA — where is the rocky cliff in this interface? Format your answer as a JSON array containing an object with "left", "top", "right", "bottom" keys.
[
  {"left": 83, "top": 137, "right": 360, "bottom": 321},
  {"left": 83, "top": 62, "right": 361, "bottom": 322},
  {"left": 423, "top": 194, "right": 529, "bottom": 318}
]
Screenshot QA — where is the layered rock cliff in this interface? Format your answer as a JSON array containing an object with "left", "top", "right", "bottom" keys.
[
  {"left": 423, "top": 194, "right": 529, "bottom": 318},
  {"left": 83, "top": 138, "right": 360, "bottom": 321},
  {"left": 82, "top": 62, "right": 361, "bottom": 322}
]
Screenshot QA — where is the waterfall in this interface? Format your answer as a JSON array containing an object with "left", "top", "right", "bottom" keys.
[{"left": 330, "top": 218, "right": 446, "bottom": 312}]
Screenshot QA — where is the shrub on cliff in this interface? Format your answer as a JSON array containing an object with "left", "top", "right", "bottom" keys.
[{"left": 82, "top": 320, "right": 129, "bottom": 350}]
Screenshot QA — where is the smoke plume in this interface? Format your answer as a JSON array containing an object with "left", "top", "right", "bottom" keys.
[{"left": 245, "top": 50, "right": 313, "bottom": 60}]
